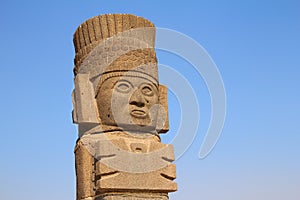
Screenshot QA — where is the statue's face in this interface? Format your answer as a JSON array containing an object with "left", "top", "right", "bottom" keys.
[{"left": 96, "top": 76, "right": 159, "bottom": 131}]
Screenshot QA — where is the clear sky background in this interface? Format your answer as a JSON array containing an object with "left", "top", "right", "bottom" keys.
[{"left": 1, "top": 0, "right": 299, "bottom": 199}]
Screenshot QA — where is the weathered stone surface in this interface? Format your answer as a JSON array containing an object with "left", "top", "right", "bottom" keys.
[
  {"left": 96, "top": 164, "right": 177, "bottom": 193},
  {"left": 73, "top": 74, "right": 99, "bottom": 125},
  {"left": 157, "top": 85, "right": 169, "bottom": 133},
  {"left": 75, "top": 140, "right": 96, "bottom": 200},
  {"left": 75, "top": 133, "right": 177, "bottom": 194},
  {"left": 72, "top": 14, "right": 177, "bottom": 200},
  {"left": 94, "top": 193, "right": 169, "bottom": 200}
]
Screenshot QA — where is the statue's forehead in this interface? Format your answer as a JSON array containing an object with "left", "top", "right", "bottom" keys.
[{"left": 101, "top": 75, "right": 158, "bottom": 88}]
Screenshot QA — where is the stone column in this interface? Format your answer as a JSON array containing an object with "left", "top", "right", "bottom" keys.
[{"left": 71, "top": 14, "right": 177, "bottom": 200}]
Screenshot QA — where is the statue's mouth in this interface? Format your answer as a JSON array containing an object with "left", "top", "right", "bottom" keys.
[{"left": 130, "top": 109, "right": 147, "bottom": 118}]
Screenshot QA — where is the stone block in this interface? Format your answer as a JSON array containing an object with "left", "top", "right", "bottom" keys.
[
  {"left": 73, "top": 74, "right": 99, "bottom": 125},
  {"left": 75, "top": 140, "right": 96, "bottom": 200}
]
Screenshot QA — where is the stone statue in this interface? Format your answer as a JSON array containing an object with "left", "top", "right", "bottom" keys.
[{"left": 72, "top": 14, "right": 177, "bottom": 200}]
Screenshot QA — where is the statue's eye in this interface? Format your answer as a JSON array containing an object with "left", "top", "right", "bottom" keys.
[
  {"left": 141, "top": 85, "right": 154, "bottom": 96},
  {"left": 116, "top": 81, "right": 131, "bottom": 93}
]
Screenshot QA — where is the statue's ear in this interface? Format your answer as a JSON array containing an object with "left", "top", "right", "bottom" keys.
[
  {"left": 73, "top": 74, "right": 100, "bottom": 136},
  {"left": 156, "top": 84, "right": 169, "bottom": 133}
]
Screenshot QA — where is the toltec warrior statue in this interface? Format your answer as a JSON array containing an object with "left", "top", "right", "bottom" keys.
[{"left": 72, "top": 14, "right": 177, "bottom": 200}]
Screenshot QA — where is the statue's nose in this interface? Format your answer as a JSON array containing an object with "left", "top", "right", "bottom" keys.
[{"left": 129, "top": 89, "right": 146, "bottom": 107}]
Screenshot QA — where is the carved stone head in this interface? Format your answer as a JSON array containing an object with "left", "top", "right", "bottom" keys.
[
  {"left": 72, "top": 14, "right": 168, "bottom": 135},
  {"left": 95, "top": 48, "right": 160, "bottom": 132}
]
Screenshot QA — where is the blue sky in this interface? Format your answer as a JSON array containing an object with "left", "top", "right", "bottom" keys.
[{"left": 0, "top": 0, "right": 299, "bottom": 199}]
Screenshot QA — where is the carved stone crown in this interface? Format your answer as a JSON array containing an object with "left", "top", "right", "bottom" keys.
[{"left": 73, "top": 14, "right": 156, "bottom": 75}]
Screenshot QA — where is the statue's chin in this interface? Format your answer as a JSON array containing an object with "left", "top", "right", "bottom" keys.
[{"left": 99, "top": 114, "right": 158, "bottom": 133}]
